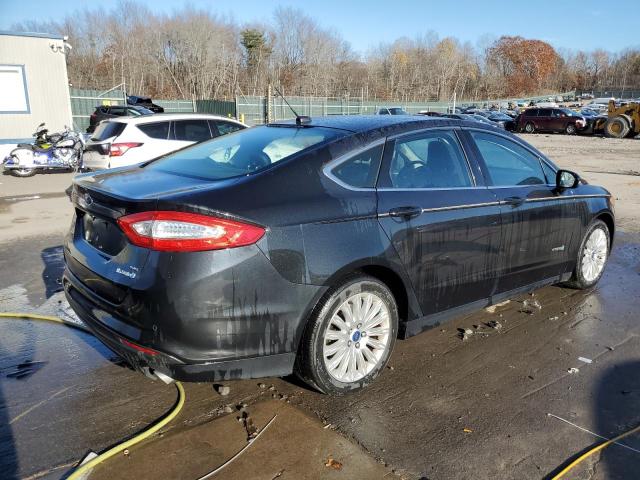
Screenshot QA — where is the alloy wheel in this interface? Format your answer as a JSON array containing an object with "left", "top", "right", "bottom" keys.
[
  {"left": 581, "top": 227, "right": 608, "bottom": 282},
  {"left": 322, "top": 292, "right": 391, "bottom": 383}
]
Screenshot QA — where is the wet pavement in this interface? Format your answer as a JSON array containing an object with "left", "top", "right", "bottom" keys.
[
  {"left": 1, "top": 230, "right": 639, "bottom": 479},
  {"left": 1, "top": 233, "right": 640, "bottom": 478}
]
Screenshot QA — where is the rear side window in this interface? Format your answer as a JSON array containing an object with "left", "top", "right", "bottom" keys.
[
  {"left": 538, "top": 109, "right": 552, "bottom": 116},
  {"left": 330, "top": 144, "right": 384, "bottom": 188},
  {"left": 387, "top": 130, "right": 472, "bottom": 189},
  {"left": 470, "top": 131, "right": 546, "bottom": 186},
  {"left": 91, "top": 121, "right": 126, "bottom": 141},
  {"left": 213, "top": 120, "right": 244, "bottom": 136},
  {"left": 174, "top": 120, "right": 212, "bottom": 142},
  {"left": 147, "top": 125, "right": 346, "bottom": 180},
  {"left": 138, "top": 122, "right": 170, "bottom": 140}
]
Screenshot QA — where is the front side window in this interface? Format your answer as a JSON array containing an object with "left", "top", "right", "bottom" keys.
[
  {"left": 146, "top": 125, "right": 347, "bottom": 180},
  {"left": 331, "top": 144, "right": 384, "bottom": 188},
  {"left": 470, "top": 131, "right": 546, "bottom": 186},
  {"left": 388, "top": 130, "right": 472, "bottom": 189},
  {"left": 174, "top": 120, "right": 212, "bottom": 142}
]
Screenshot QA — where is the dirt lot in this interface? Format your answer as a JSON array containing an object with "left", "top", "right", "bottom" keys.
[{"left": 0, "top": 134, "right": 639, "bottom": 480}]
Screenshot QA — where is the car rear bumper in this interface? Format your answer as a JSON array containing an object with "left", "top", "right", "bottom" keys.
[{"left": 63, "top": 231, "right": 324, "bottom": 381}]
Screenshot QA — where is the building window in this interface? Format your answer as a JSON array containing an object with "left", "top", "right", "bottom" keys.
[{"left": 0, "top": 65, "right": 30, "bottom": 114}]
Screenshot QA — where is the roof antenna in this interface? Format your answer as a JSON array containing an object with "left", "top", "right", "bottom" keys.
[{"left": 272, "top": 85, "right": 311, "bottom": 126}]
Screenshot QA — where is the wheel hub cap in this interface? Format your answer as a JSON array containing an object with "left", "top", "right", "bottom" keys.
[
  {"left": 581, "top": 228, "right": 608, "bottom": 282},
  {"left": 322, "top": 292, "right": 391, "bottom": 383}
]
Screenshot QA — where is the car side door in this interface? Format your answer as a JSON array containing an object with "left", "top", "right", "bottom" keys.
[
  {"left": 536, "top": 108, "right": 553, "bottom": 131},
  {"left": 376, "top": 128, "right": 502, "bottom": 320},
  {"left": 463, "top": 129, "right": 569, "bottom": 294}
]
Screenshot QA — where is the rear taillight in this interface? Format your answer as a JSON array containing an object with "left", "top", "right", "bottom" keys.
[
  {"left": 110, "top": 142, "right": 143, "bottom": 157},
  {"left": 117, "top": 211, "right": 265, "bottom": 252}
]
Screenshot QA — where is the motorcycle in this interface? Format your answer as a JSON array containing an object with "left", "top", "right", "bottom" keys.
[{"left": 2, "top": 123, "right": 85, "bottom": 177}]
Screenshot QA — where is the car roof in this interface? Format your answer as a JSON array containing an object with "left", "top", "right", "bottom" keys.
[
  {"left": 270, "top": 114, "right": 500, "bottom": 136},
  {"left": 107, "top": 113, "right": 246, "bottom": 126}
]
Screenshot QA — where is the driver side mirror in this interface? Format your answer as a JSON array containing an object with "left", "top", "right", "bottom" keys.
[{"left": 556, "top": 169, "right": 580, "bottom": 189}]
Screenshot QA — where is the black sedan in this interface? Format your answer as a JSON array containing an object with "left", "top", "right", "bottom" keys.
[{"left": 64, "top": 116, "right": 614, "bottom": 394}]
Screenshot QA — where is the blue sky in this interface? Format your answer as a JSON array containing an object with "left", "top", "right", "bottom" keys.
[{"left": 1, "top": 0, "right": 637, "bottom": 54}]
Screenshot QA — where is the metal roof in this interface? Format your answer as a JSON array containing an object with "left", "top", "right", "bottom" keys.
[{"left": 0, "top": 31, "right": 65, "bottom": 40}]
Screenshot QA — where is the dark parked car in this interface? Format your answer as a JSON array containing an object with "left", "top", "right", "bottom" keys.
[
  {"left": 64, "top": 116, "right": 614, "bottom": 394},
  {"left": 517, "top": 108, "right": 586, "bottom": 134},
  {"left": 376, "top": 107, "right": 409, "bottom": 115},
  {"left": 486, "top": 111, "right": 517, "bottom": 131},
  {"left": 87, "top": 105, "right": 153, "bottom": 133},
  {"left": 127, "top": 95, "right": 165, "bottom": 113}
]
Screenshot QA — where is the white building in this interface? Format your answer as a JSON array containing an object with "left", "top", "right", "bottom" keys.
[{"left": 0, "top": 31, "right": 73, "bottom": 149}]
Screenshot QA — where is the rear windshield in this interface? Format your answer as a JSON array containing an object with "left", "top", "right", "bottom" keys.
[
  {"left": 145, "top": 125, "right": 347, "bottom": 180},
  {"left": 91, "top": 121, "right": 126, "bottom": 141}
]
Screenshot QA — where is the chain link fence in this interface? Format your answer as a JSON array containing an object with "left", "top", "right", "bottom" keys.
[
  {"left": 235, "top": 91, "right": 578, "bottom": 126},
  {"left": 70, "top": 86, "right": 579, "bottom": 131}
]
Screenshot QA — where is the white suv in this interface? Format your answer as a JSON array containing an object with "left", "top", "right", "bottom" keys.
[{"left": 83, "top": 114, "right": 246, "bottom": 170}]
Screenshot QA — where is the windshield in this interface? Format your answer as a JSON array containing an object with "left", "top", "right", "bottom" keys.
[
  {"left": 389, "top": 108, "right": 408, "bottom": 115},
  {"left": 561, "top": 108, "right": 578, "bottom": 116},
  {"left": 145, "top": 125, "right": 347, "bottom": 180},
  {"left": 489, "top": 113, "right": 511, "bottom": 120}
]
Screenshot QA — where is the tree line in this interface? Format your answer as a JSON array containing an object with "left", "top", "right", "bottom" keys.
[{"left": 14, "top": 2, "right": 640, "bottom": 101}]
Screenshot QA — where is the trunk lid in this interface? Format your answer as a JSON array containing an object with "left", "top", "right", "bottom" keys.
[{"left": 68, "top": 167, "right": 241, "bottom": 299}]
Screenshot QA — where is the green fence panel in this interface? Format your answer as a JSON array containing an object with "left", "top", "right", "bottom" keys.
[
  {"left": 155, "top": 99, "right": 195, "bottom": 113},
  {"left": 196, "top": 99, "right": 236, "bottom": 118},
  {"left": 69, "top": 87, "right": 127, "bottom": 132}
]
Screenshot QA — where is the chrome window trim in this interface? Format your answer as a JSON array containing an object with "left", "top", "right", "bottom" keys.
[
  {"left": 376, "top": 186, "right": 486, "bottom": 192},
  {"left": 322, "top": 138, "right": 386, "bottom": 192},
  {"left": 377, "top": 200, "right": 501, "bottom": 218}
]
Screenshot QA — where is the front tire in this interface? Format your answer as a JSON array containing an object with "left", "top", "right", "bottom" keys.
[
  {"left": 604, "top": 117, "right": 630, "bottom": 138},
  {"left": 565, "top": 123, "right": 576, "bottom": 135},
  {"left": 296, "top": 275, "right": 398, "bottom": 394},
  {"left": 565, "top": 220, "right": 610, "bottom": 289}
]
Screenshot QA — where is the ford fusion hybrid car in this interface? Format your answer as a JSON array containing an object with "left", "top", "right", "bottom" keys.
[{"left": 64, "top": 115, "right": 614, "bottom": 394}]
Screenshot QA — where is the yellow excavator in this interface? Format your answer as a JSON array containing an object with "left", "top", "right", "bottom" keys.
[{"left": 601, "top": 100, "right": 640, "bottom": 138}]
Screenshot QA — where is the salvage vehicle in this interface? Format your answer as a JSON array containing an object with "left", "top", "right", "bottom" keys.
[
  {"left": 517, "top": 108, "right": 586, "bottom": 134},
  {"left": 64, "top": 115, "right": 614, "bottom": 394},
  {"left": 376, "top": 107, "right": 409, "bottom": 115},
  {"left": 83, "top": 114, "right": 246, "bottom": 170},
  {"left": 87, "top": 105, "right": 154, "bottom": 133},
  {"left": 127, "top": 95, "right": 165, "bottom": 113}
]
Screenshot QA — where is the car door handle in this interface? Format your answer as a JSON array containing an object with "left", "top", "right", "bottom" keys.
[
  {"left": 503, "top": 196, "right": 525, "bottom": 207},
  {"left": 388, "top": 206, "right": 422, "bottom": 219}
]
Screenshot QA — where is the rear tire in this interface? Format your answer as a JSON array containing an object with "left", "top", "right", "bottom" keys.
[
  {"left": 604, "top": 117, "right": 630, "bottom": 138},
  {"left": 295, "top": 275, "right": 398, "bottom": 394},
  {"left": 564, "top": 220, "right": 610, "bottom": 289},
  {"left": 10, "top": 167, "right": 37, "bottom": 177},
  {"left": 524, "top": 122, "right": 535, "bottom": 133}
]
